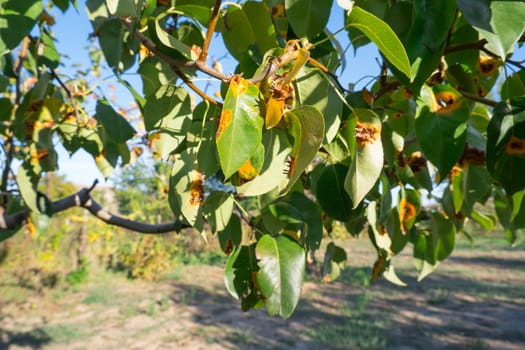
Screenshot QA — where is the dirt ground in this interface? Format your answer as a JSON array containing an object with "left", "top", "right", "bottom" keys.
[{"left": 1, "top": 237, "right": 524, "bottom": 350}]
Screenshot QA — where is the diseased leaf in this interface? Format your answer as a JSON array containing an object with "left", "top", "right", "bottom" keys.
[
  {"left": 345, "top": 109, "right": 383, "bottom": 209},
  {"left": 216, "top": 77, "right": 263, "bottom": 179},
  {"left": 487, "top": 103, "right": 525, "bottom": 194},
  {"left": 416, "top": 85, "right": 469, "bottom": 179},
  {"left": 283, "top": 106, "right": 324, "bottom": 192}
]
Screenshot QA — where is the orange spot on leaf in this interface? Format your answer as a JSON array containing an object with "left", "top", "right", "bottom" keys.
[
  {"left": 431, "top": 91, "right": 463, "bottom": 114},
  {"left": 189, "top": 171, "right": 204, "bottom": 206},
  {"left": 237, "top": 159, "right": 259, "bottom": 180},
  {"left": 216, "top": 109, "right": 232, "bottom": 140},
  {"left": 505, "top": 136, "right": 525, "bottom": 155},
  {"left": 477, "top": 56, "right": 500, "bottom": 76},
  {"left": 229, "top": 75, "right": 250, "bottom": 97},
  {"left": 355, "top": 122, "right": 379, "bottom": 147},
  {"left": 399, "top": 199, "right": 417, "bottom": 234}
]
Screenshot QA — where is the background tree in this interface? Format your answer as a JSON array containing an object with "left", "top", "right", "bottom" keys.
[{"left": 0, "top": 0, "right": 525, "bottom": 318}]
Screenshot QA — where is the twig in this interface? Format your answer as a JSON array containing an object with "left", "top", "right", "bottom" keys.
[
  {"left": 0, "top": 181, "right": 190, "bottom": 233},
  {"left": 198, "top": 0, "right": 222, "bottom": 63},
  {"left": 120, "top": 18, "right": 226, "bottom": 106},
  {"left": 459, "top": 89, "right": 498, "bottom": 107},
  {"left": 49, "top": 68, "right": 82, "bottom": 122},
  {"left": 444, "top": 39, "right": 487, "bottom": 55}
]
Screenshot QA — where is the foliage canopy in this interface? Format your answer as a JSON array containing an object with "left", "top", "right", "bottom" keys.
[{"left": 1, "top": 0, "right": 525, "bottom": 317}]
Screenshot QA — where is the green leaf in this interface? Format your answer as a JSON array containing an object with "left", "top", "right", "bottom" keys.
[
  {"left": 16, "top": 164, "right": 39, "bottom": 213},
  {"left": 143, "top": 85, "right": 193, "bottom": 159},
  {"left": 430, "top": 212, "right": 456, "bottom": 262},
  {"left": 294, "top": 67, "right": 342, "bottom": 143},
  {"left": 269, "top": 191, "right": 323, "bottom": 251},
  {"left": 345, "top": 109, "right": 383, "bottom": 209},
  {"left": 138, "top": 57, "right": 177, "bottom": 97},
  {"left": 256, "top": 234, "right": 305, "bottom": 318},
  {"left": 0, "top": 0, "right": 43, "bottom": 56},
  {"left": 347, "top": 6, "right": 412, "bottom": 80},
  {"left": 169, "top": 150, "right": 204, "bottom": 229},
  {"left": 218, "top": 214, "right": 242, "bottom": 255},
  {"left": 242, "top": 1, "right": 279, "bottom": 58},
  {"left": 95, "top": 100, "right": 135, "bottom": 143},
  {"left": 487, "top": 104, "right": 525, "bottom": 194},
  {"left": 322, "top": 242, "right": 347, "bottom": 282},
  {"left": 474, "top": 1, "right": 525, "bottom": 59},
  {"left": 236, "top": 129, "right": 292, "bottom": 196},
  {"left": 221, "top": 5, "right": 256, "bottom": 61},
  {"left": 366, "top": 201, "right": 391, "bottom": 252},
  {"left": 415, "top": 85, "right": 469, "bottom": 179},
  {"left": 151, "top": 16, "right": 194, "bottom": 60},
  {"left": 216, "top": 77, "right": 263, "bottom": 179},
  {"left": 203, "top": 192, "right": 234, "bottom": 233},
  {"left": 105, "top": 0, "right": 138, "bottom": 17},
  {"left": 224, "top": 244, "right": 263, "bottom": 311},
  {"left": 283, "top": 106, "right": 325, "bottom": 192},
  {"left": 37, "top": 31, "right": 60, "bottom": 69},
  {"left": 403, "top": 0, "right": 456, "bottom": 89},
  {"left": 456, "top": 0, "right": 492, "bottom": 32},
  {"left": 285, "top": 0, "right": 333, "bottom": 39},
  {"left": 98, "top": 19, "right": 126, "bottom": 70},
  {"left": 316, "top": 164, "right": 352, "bottom": 222}
]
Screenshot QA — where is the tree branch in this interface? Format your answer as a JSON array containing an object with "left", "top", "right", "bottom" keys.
[
  {"left": 120, "top": 18, "right": 227, "bottom": 106},
  {"left": 444, "top": 39, "right": 488, "bottom": 55},
  {"left": 198, "top": 0, "right": 222, "bottom": 63},
  {"left": 0, "top": 181, "right": 189, "bottom": 234},
  {"left": 459, "top": 89, "right": 498, "bottom": 107}
]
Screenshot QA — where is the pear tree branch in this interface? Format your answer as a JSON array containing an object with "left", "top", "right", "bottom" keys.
[{"left": 0, "top": 180, "right": 189, "bottom": 234}]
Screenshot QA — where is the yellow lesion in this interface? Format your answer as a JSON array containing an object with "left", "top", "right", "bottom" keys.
[
  {"left": 229, "top": 75, "right": 250, "bottom": 97},
  {"left": 216, "top": 109, "right": 232, "bottom": 140},
  {"left": 399, "top": 199, "right": 417, "bottom": 233},
  {"left": 477, "top": 56, "right": 501, "bottom": 77},
  {"left": 505, "top": 135, "right": 525, "bottom": 155},
  {"left": 431, "top": 91, "right": 463, "bottom": 114},
  {"left": 237, "top": 159, "right": 259, "bottom": 180}
]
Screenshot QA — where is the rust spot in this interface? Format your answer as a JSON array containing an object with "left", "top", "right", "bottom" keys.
[
  {"left": 189, "top": 171, "right": 204, "bottom": 206},
  {"left": 216, "top": 109, "right": 232, "bottom": 139},
  {"left": 271, "top": 3, "right": 286, "bottom": 18},
  {"left": 30, "top": 148, "right": 49, "bottom": 164},
  {"left": 27, "top": 99, "right": 44, "bottom": 113},
  {"left": 505, "top": 136, "right": 525, "bottom": 155},
  {"left": 449, "top": 165, "right": 463, "bottom": 179},
  {"left": 396, "top": 151, "right": 407, "bottom": 167},
  {"left": 477, "top": 56, "right": 500, "bottom": 76},
  {"left": 402, "top": 88, "right": 413, "bottom": 99},
  {"left": 371, "top": 255, "right": 387, "bottom": 281},
  {"left": 223, "top": 239, "right": 234, "bottom": 255},
  {"left": 355, "top": 122, "right": 379, "bottom": 147},
  {"left": 230, "top": 75, "right": 250, "bottom": 97},
  {"left": 432, "top": 91, "right": 462, "bottom": 114},
  {"left": 399, "top": 199, "right": 417, "bottom": 233},
  {"left": 460, "top": 145, "right": 486, "bottom": 166},
  {"left": 407, "top": 152, "right": 427, "bottom": 173},
  {"left": 393, "top": 112, "right": 402, "bottom": 119},
  {"left": 238, "top": 159, "right": 259, "bottom": 180}
]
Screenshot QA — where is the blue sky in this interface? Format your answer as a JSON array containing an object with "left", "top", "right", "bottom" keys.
[{"left": 50, "top": 1, "right": 380, "bottom": 186}]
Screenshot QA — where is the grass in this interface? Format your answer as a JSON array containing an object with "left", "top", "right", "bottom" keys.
[
  {"left": 83, "top": 285, "right": 117, "bottom": 305},
  {"left": 33, "top": 323, "right": 88, "bottom": 344}
]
